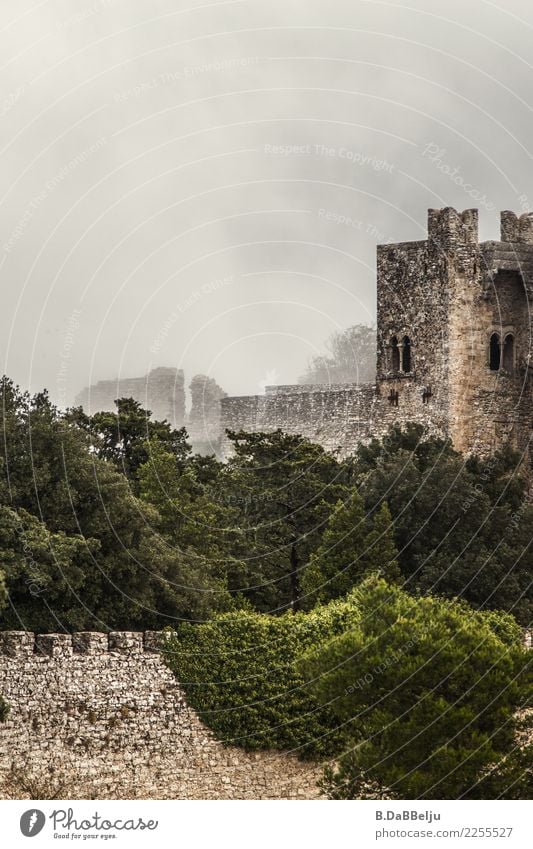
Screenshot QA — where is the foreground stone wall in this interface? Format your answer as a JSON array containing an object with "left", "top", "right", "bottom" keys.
[{"left": 0, "top": 632, "right": 322, "bottom": 800}]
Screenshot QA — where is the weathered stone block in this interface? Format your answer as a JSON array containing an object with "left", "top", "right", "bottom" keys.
[
  {"left": 72, "top": 632, "right": 109, "bottom": 655},
  {"left": 0, "top": 631, "right": 34, "bottom": 657},
  {"left": 109, "top": 632, "right": 143, "bottom": 653},
  {"left": 35, "top": 633, "right": 73, "bottom": 657}
]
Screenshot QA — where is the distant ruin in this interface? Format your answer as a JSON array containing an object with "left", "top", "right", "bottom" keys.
[{"left": 76, "top": 368, "right": 227, "bottom": 454}]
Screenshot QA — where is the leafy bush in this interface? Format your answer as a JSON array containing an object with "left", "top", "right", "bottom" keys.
[
  {"left": 163, "top": 598, "right": 361, "bottom": 757},
  {"left": 301, "top": 577, "right": 532, "bottom": 799}
]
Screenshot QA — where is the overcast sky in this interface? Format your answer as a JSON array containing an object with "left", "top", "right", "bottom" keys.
[{"left": 1, "top": 0, "right": 533, "bottom": 404}]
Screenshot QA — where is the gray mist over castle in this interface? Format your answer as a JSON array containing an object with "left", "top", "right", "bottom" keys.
[{"left": 0, "top": 0, "right": 532, "bottom": 407}]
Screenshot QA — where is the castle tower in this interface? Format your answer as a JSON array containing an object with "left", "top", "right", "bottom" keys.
[{"left": 376, "top": 207, "right": 532, "bottom": 458}]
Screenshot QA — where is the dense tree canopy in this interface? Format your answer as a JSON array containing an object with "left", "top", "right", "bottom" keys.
[
  {"left": 220, "top": 429, "right": 354, "bottom": 612},
  {"left": 0, "top": 378, "right": 230, "bottom": 630},
  {"left": 354, "top": 424, "right": 533, "bottom": 623},
  {"left": 67, "top": 397, "right": 190, "bottom": 488},
  {"left": 0, "top": 375, "right": 531, "bottom": 636}
]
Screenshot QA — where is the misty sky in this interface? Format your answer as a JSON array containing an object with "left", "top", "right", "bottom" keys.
[{"left": 1, "top": 0, "right": 533, "bottom": 405}]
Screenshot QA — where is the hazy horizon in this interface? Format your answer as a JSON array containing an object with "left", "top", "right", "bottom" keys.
[{"left": 1, "top": 0, "right": 533, "bottom": 406}]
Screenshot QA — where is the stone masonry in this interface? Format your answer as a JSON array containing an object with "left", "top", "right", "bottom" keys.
[
  {"left": 75, "top": 367, "right": 186, "bottom": 429},
  {"left": 187, "top": 374, "right": 227, "bottom": 454},
  {"left": 222, "top": 208, "right": 533, "bottom": 462},
  {"left": 0, "top": 632, "right": 322, "bottom": 800}
]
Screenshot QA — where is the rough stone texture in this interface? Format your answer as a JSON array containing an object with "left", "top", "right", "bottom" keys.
[
  {"left": 187, "top": 374, "right": 227, "bottom": 455},
  {"left": 75, "top": 367, "right": 186, "bottom": 429},
  {"left": 222, "top": 208, "right": 533, "bottom": 462},
  {"left": 0, "top": 632, "right": 322, "bottom": 800}
]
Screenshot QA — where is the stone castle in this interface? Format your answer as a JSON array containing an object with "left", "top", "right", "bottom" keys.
[{"left": 221, "top": 207, "right": 533, "bottom": 462}]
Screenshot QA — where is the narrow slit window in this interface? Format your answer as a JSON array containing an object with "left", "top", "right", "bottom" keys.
[
  {"left": 402, "top": 336, "right": 411, "bottom": 372},
  {"left": 391, "top": 336, "right": 400, "bottom": 371},
  {"left": 489, "top": 333, "right": 501, "bottom": 371}
]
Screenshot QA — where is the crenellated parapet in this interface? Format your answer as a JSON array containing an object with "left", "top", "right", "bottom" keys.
[
  {"left": 0, "top": 630, "right": 174, "bottom": 658},
  {"left": 427, "top": 207, "right": 479, "bottom": 248},
  {"left": 500, "top": 211, "right": 533, "bottom": 244},
  {"left": 0, "top": 628, "right": 530, "bottom": 658}
]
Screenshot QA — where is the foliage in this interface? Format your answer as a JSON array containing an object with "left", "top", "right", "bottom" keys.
[
  {"left": 221, "top": 430, "right": 354, "bottom": 611},
  {"left": 163, "top": 597, "right": 361, "bottom": 757},
  {"left": 354, "top": 425, "right": 533, "bottom": 624},
  {"left": 301, "top": 577, "right": 532, "bottom": 799},
  {"left": 299, "top": 324, "right": 376, "bottom": 385},
  {"left": 1, "top": 366, "right": 531, "bottom": 641},
  {"left": 67, "top": 397, "right": 190, "bottom": 487},
  {"left": 302, "top": 494, "right": 400, "bottom": 603},
  {"left": 0, "top": 378, "right": 229, "bottom": 630}
]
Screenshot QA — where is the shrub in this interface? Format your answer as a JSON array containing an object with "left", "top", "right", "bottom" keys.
[
  {"left": 163, "top": 598, "right": 361, "bottom": 757},
  {"left": 301, "top": 577, "right": 532, "bottom": 799}
]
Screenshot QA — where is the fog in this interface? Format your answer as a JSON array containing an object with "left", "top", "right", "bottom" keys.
[{"left": 1, "top": 0, "right": 532, "bottom": 404}]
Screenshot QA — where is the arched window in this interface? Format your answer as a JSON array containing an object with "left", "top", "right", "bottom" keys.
[
  {"left": 489, "top": 333, "right": 501, "bottom": 371},
  {"left": 402, "top": 336, "right": 411, "bottom": 373},
  {"left": 503, "top": 334, "right": 514, "bottom": 372},
  {"left": 391, "top": 336, "right": 400, "bottom": 371}
]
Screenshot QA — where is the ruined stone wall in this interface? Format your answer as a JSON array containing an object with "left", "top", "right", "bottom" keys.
[
  {"left": 0, "top": 632, "right": 322, "bottom": 800},
  {"left": 75, "top": 368, "right": 186, "bottom": 429},
  {"left": 187, "top": 374, "right": 227, "bottom": 455}
]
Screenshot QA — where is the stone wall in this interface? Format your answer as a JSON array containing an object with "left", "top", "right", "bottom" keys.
[
  {"left": 221, "top": 208, "right": 533, "bottom": 463},
  {"left": 221, "top": 380, "right": 448, "bottom": 459},
  {"left": 75, "top": 368, "right": 186, "bottom": 429},
  {"left": 187, "top": 374, "right": 227, "bottom": 455},
  {"left": 0, "top": 632, "right": 322, "bottom": 800}
]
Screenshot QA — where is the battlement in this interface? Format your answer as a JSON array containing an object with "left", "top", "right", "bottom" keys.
[
  {"left": 427, "top": 207, "right": 479, "bottom": 247},
  {"left": 0, "top": 630, "right": 174, "bottom": 657},
  {"left": 500, "top": 210, "right": 533, "bottom": 244}
]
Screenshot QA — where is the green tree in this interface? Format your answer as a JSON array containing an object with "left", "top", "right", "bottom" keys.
[
  {"left": 138, "top": 440, "right": 246, "bottom": 605},
  {"left": 302, "top": 577, "right": 532, "bottom": 799},
  {"left": 302, "top": 493, "right": 400, "bottom": 603},
  {"left": 355, "top": 425, "right": 533, "bottom": 623},
  {"left": 67, "top": 397, "right": 190, "bottom": 487},
  {"left": 223, "top": 430, "right": 353, "bottom": 612}
]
